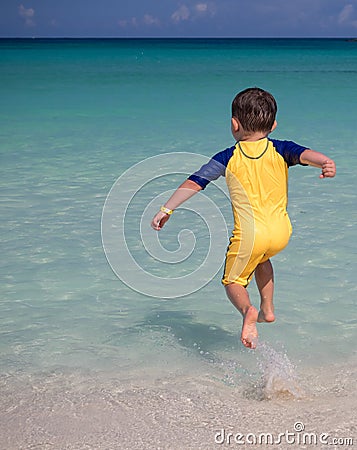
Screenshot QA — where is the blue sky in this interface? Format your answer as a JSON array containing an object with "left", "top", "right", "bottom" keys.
[{"left": 1, "top": 0, "right": 357, "bottom": 38}]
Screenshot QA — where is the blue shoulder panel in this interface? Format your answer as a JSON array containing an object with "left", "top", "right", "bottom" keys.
[
  {"left": 270, "top": 139, "right": 308, "bottom": 167},
  {"left": 188, "top": 145, "right": 235, "bottom": 189}
]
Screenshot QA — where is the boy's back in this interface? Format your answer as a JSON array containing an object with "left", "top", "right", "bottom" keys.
[{"left": 151, "top": 87, "right": 336, "bottom": 349}]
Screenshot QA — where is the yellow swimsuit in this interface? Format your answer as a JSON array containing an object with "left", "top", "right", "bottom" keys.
[{"left": 188, "top": 138, "right": 307, "bottom": 287}]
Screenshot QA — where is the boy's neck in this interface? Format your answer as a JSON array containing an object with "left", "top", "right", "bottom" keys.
[
  {"left": 239, "top": 131, "right": 269, "bottom": 142},
  {"left": 231, "top": 117, "right": 275, "bottom": 142}
]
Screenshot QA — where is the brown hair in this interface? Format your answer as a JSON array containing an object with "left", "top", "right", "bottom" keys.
[{"left": 231, "top": 87, "right": 277, "bottom": 133}]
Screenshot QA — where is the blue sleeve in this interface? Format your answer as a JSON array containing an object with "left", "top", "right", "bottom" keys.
[
  {"left": 187, "top": 145, "right": 235, "bottom": 189},
  {"left": 270, "top": 139, "right": 308, "bottom": 167}
]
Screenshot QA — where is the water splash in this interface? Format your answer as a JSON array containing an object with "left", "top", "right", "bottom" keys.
[
  {"left": 243, "top": 341, "right": 305, "bottom": 401},
  {"left": 256, "top": 341, "right": 305, "bottom": 400}
]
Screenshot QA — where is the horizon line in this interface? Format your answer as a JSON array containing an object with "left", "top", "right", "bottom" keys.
[{"left": 0, "top": 36, "right": 356, "bottom": 40}]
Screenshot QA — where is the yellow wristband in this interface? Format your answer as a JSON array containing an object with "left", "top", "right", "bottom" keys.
[{"left": 160, "top": 206, "right": 173, "bottom": 215}]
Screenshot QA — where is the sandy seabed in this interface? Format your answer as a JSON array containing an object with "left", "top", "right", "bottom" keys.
[{"left": 1, "top": 358, "right": 356, "bottom": 450}]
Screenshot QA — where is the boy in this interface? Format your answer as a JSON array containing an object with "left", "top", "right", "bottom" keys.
[{"left": 151, "top": 87, "right": 336, "bottom": 349}]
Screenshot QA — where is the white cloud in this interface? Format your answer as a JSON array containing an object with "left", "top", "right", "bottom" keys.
[
  {"left": 117, "top": 2, "right": 215, "bottom": 31},
  {"left": 18, "top": 4, "right": 35, "bottom": 27},
  {"left": 118, "top": 17, "right": 138, "bottom": 28},
  {"left": 338, "top": 3, "right": 357, "bottom": 28},
  {"left": 143, "top": 14, "right": 160, "bottom": 26},
  {"left": 195, "top": 2, "right": 216, "bottom": 18},
  {"left": 118, "top": 15, "right": 159, "bottom": 28},
  {"left": 171, "top": 5, "right": 190, "bottom": 23},
  {"left": 195, "top": 3, "right": 208, "bottom": 13},
  {"left": 171, "top": 2, "right": 215, "bottom": 23},
  {"left": 338, "top": 4, "right": 353, "bottom": 24}
]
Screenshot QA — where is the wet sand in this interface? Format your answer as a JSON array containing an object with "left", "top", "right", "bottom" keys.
[{"left": 1, "top": 358, "right": 356, "bottom": 450}]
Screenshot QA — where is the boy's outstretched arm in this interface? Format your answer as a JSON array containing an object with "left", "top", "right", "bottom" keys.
[
  {"left": 151, "top": 179, "right": 202, "bottom": 230},
  {"left": 300, "top": 149, "right": 336, "bottom": 178}
]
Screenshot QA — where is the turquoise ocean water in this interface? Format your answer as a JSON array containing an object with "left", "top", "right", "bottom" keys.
[{"left": 1, "top": 39, "right": 356, "bottom": 448}]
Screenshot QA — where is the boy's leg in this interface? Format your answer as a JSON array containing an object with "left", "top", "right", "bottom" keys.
[
  {"left": 225, "top": 283, "right": 258, "bottom": 349},
  {"left": 255, "top": 259, "right": 275, "bottom": 323}
]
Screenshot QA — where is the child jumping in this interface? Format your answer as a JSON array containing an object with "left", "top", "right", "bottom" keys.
[{"left": 151, "top": 87, "right": 336, "bottom": 349}]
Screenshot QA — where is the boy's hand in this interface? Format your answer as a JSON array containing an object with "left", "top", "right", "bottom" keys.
[
  {"left": 151, "top": 211, "right": 171, "bottom": 230},
  {"left": 320, "top": 159, "right": 336, "bottom": 178},
  {"left": 300, "top": 150, "right": 336, "bottom": 179}
]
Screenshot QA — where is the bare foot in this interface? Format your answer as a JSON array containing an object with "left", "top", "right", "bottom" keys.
[
  {"left": 241, "top": 306, "right": 259, "bottom": 349},
  {"left": 257, "top": 309, "right": 275, "bottom": 323}
]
